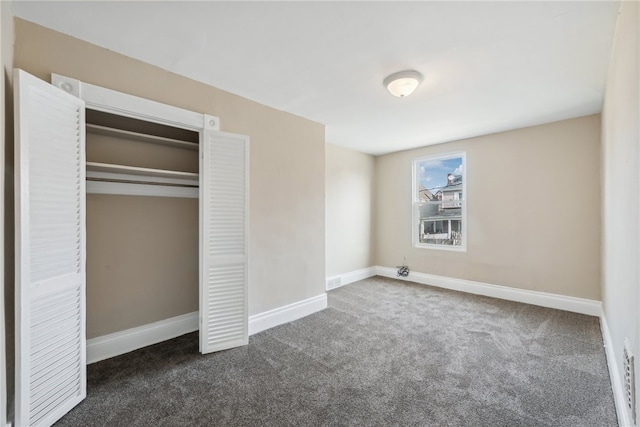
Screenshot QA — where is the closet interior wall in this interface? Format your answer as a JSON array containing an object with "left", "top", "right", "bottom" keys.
[{"left": 84, "top": 110, "right": 199, "bottom": 339}]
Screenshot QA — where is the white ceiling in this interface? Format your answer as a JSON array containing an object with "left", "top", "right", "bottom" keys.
[{"left": 13, "top": 1, "right": 621, "bottom": 155}]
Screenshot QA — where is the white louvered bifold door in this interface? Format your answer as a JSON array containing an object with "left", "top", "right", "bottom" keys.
[
  {"left": 14, "top": 69, "right": 86, "bottom": 427},
  {"left": 200, "top": 130, "right": 249, "bottom": 354}
]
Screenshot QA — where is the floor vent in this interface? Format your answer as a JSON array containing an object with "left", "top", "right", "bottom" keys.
[
  {"left": 624, "top": 339, "right": 636, "bottom": 424},
  {"left": 327, "top": 277, "right": 342, "bottom": 290}
]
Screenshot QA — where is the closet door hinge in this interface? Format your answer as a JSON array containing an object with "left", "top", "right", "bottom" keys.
[
  {"left": 204, "top": 114, "right": 220, "bottom": 131},
  {"left": 52, "top": 74, "right": 81, "bottom": 98}
]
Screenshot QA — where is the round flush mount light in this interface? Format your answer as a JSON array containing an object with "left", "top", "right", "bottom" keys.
[{"left": 383, "top": 70, "right": 423, "bottom": 98}]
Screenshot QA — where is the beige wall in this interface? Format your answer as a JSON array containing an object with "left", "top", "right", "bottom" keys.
[
  {"left": 13, "top": 19, "right": 326, "bottom": 337},
  {"left": 376, "top": 114, "right": 601, "bottom": 300},
  {"left": 1, "top": 1, "right": 14, "bottom": 421},
  {"left": 601, "top": 1, "right": 639, "bottom": 422},
  {"left": 86, "top": 195, "right": 199, "bottom": 338},
  {"left": 325, "top": 143, "right": 376, "bottom": 277}
]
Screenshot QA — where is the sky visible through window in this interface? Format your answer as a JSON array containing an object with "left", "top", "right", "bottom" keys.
[{"left": 417, "top": 156, "right": 463, "bottom": 193}]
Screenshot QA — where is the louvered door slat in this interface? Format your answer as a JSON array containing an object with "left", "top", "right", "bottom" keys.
[
  {"left": 200, "top": 130, "right": 249, "bottom": 354},
  {"left": 15, "top": 69, "right": 86, "bottom": 427}
]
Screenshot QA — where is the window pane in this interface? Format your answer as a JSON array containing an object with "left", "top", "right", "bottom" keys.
[
  {"left": 417, "top": 203, "right": 463, "bottom": 246},
  {"left": 414, "top": 153, "right": 464, "bottom": 248}
]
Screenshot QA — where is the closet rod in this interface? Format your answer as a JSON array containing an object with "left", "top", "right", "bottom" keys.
[
  {"left": 86, "top": 180, "right": 199, "bottom": 198},
  {"left": 86, "top": 123, "right": 199, "bottom": 150},
  {"left": 87, "top": 177, "right": 198, "bottom": 188}
]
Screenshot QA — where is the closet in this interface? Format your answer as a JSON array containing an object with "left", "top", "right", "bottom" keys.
[
  {"left": 14, "top": 69, "right": 249, "bottom": 427},
  {"left": 84, "top": 110, "right": 200, "bottom": 340}
]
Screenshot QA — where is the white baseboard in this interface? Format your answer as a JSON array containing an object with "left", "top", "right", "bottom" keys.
[
  {"left": 87, "top": 293, "right": 329, "bottom": 363},
  {"left": 375, "top": 266, "right": 602, "bottom": 317},
  {"left": 87, "top": 311, "right": 199, "bottom": 364},
  {"left": 601, "top": 314, "right": 633, "bottom": 427},
  {"left": 248, "top": 293, "right": 327, "bottom": 336},
  {"left": 326, "top": 266, "right": 377, "bottom": 291}
]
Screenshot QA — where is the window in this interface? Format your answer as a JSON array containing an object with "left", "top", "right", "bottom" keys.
[{"left": 413, "top": 152, "right": 466, "bottom": 251}]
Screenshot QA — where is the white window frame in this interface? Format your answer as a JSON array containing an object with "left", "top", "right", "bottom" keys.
[{"left": 412, "top": 151, "right": 467, "bottom": 252}]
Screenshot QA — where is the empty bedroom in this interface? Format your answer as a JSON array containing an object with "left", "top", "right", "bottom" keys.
[{"left": 1, "top": 1, "right": 639, "bottom": 426}]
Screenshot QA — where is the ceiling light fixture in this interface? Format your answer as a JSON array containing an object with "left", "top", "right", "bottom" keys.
[{"left": 383, "top": 70, "right": 423, "bottom": 98}]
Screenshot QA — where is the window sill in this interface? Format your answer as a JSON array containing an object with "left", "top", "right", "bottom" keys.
[{"left": 414, "top": 243, "right": 467, "bottom": 252}]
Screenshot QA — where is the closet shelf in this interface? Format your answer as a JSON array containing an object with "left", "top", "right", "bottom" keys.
[
  {"left": 86, "top": 161, "right": 198, "bottom": 186},
  {"left": 87, "top": 162, "right": 197, "bottom": 180},
  {"left": 86, "top": 123, "right": 199, "bottom": 150},
  {"left": 86, "top": 162, "right": 199, "bottom": 198}
]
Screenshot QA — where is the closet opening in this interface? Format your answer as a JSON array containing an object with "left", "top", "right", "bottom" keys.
[{"left": 84, "top": 109, "right": 200, "bottom": 350}]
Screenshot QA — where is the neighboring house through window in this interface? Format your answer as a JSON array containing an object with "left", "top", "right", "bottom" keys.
[{"left": 413, "top": 152, "right": 466, "bottom": 251}]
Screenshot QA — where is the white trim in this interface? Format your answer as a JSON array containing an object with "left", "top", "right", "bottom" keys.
[
  {"left": 248, "top": 294, "right": 327, "bottom": 336},
  {"left": 326, "top": 266, "right": 377, "bottom": 290},
  {"left": 86, "top": 311, "right": 199, "bottom": 364},
  {"left": 87, "top": 180, "right": 198, "bottom": 198},
  {"left": 86, "top": 293, "right": 328, "bottom": 363},
  {"left": 601, "top": 314, "right": 633, "bottom": 427},
  {"left": 51, "top": 73, "right": 219, "bottom": 132},
  {"left": 0, "top": 66, "right": 4, "bottom": 427},
  {"left": 375, "top": 266, "right": 602, "bottom": 316},
  {"left": 0, "top": 40, "right": 4, "bottom": 427}
]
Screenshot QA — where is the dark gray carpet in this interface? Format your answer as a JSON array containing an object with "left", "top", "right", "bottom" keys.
[{"left": 55, "top": 276, "right": 618, "bottom": 426}]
